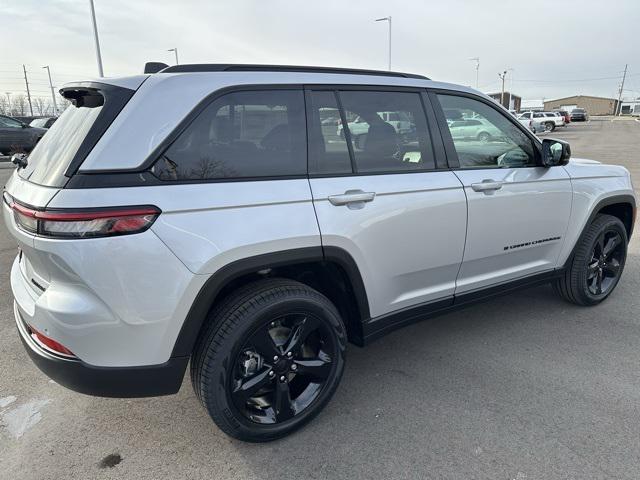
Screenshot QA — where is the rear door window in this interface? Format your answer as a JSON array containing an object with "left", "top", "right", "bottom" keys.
[
  {"left": 152, "top": 90, "right": 306, "bottom": 181},
  {"left": 338, "top": 90, "right": 435, "bottom": 173}
]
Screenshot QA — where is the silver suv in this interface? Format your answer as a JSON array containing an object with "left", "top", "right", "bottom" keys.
[{"left": 4, "top": 64, "right": 636, "bottom": 442}]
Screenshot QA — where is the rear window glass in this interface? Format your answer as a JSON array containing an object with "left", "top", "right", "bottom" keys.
[
  {"left": 18, "top": 86, "right": 132, "bottom": 188},
  {"left": 152, "top": 90, "right": 306, "bottom": 181}
]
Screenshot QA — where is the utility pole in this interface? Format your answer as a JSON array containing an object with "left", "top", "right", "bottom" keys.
[
  {"left": 498, "top": 70, "right": 507, "bottom": 108},
  {"left": 168, "top": 48, "right": 179, "bottom": 65},
  {"left": 89, "top": 0, "right": 104, "bottom": 76},
  {"left": 375, "top": 16, "right": 392, "bottom": 71},
  {"left": 22, "top": 65, "right": 34, "bottom": 116},
  {"left": 507, "top": 68, "right": 514, "bottom": 110},
  {"left": 42, "top": 66, "right": 59, "bottom": 115},
  {"left": 616, "top": 64, "right": 628, "bottom": 116},
  {"left": 469, "top": 57, "right": 480, "bottom": 89}
]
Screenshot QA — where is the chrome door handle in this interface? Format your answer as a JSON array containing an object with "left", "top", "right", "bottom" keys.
[
  {"left": 328, "top": 190, "right": 376, "bottom": 209},
  {"left": 471, "top": 180, "right": 503, "bottom": 194}
]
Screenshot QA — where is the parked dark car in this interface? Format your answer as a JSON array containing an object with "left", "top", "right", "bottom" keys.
[
  {"left": 29, "top": 117, "right": 57, "bottom": 129},
  {"left": 0, "top": 115, "right": 47, "bottom": 155},
  {"left": 555, "top": 110, "right": 571, "bottom": 124},
  {"left": 570, "top": 108, "right": 589, "bottom": 121}
]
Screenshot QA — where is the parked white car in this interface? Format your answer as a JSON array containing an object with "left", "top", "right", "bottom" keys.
[
  {"left": 338, "top": 111, "right": 414, "bottom": 139},
  {"left": 518, "top": 111, "right": 564, "bottom": 132}
]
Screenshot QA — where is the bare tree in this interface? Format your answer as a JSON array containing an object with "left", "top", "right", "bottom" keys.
[
  {"left": 0, "top": 95, "right": 8, "bottom": 115},
  {"left": 33, "top": 97, "right": 47, "bottom": 116},
  {"left": 12, "top": 94, "right": 27, "bottom": 116}
]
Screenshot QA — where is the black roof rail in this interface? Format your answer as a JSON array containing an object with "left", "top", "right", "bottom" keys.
[{"left": 158, "top": 63, "right": 429, "bottom": 80}]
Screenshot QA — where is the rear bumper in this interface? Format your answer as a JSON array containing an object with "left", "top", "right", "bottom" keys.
[{"left": 15, "top": 302, "right": 188, "bottom": 398}]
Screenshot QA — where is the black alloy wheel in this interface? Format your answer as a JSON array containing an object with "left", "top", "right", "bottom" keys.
[
  {"left": 231, "top": 313, "right": 337, "bottom": 425},
  {"left": 586, "top": 229, "right": 624, "bottom": 296},
  {"left": 191, "top": 278, "right": 346, "bottom": 442}
]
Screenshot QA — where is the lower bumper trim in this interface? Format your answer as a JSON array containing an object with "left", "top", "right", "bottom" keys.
[{"left": 15, "top": 302, "right": 188, "bottom": 398}]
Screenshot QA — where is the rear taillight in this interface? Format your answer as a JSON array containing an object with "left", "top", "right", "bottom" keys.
[
  {"left": 28, "top": 324, "right": 76, "bottom": 358},
  {"left": 4, "top": 193, "right": 160, "bottom": 239}
]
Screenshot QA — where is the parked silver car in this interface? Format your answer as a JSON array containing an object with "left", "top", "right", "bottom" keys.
[{"left": 4, "top": 64, "right": 636, "bottom": 442}]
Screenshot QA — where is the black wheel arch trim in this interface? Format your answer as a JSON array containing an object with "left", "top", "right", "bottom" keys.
[
  {"left": 170, "top": 246, "right": 370, "bottom": 357},
  {"left": 562, "top": 194, "right": 636, "bottom": 270}
]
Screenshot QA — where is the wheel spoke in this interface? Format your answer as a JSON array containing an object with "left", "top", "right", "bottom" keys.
[
  {"left": 587, "top": 261, "right": 599, "bottom": 280},
  {"left": 232, "top": 369, "right": 273, "bottom": 403},
  {"left": 249, "top": 326, "right": 280, "bottom": 358},
  {"left": 603, "top": 234, "right": 620, "bottom": 259},
  {"left": 595, "top": 234, "right": 605, "bottom": 258},
  {"left": 273, "top": 380, "right": 295, "bottom": 421},
  {"left": 294, "top": 357, "right": 332, "bottom": 382},
  {"left": 283, "top": 316, "right": 319, "bottom": 355},
  {"left": 596, "top": 269, "right": 603, "bottom": 295},
  {"left": 604, "top": 258, "right": 621, "bottom": 276}
]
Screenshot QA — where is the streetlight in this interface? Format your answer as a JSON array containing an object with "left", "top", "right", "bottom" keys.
[
  {"left": 88, "top": 0, "right": 104, "bottom": 76},
  {"left": 507, "top": 68, "right": 514, "bottom": 110},
  {"left": 498, "top": 70, "right": 507, "bottom": 107},
  {"left": 42, "top": 66, "right": 58, "bottom": 115},
  {"left": 375, "top": 16, "right": 392, "bottom": 71},
  {"left": 167, "top": 48, "right": 179, "bottom": 65},
  {"left": 469, "top": 57, "right": 480, "bottom": 89}
]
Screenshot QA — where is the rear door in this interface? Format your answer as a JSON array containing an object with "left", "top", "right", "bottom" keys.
[
  {"left": 307, "top": 87, "right": 467, "bottom": 318},
  {"left": 431, "top": 91, "right": 572, "bottom": 294}
]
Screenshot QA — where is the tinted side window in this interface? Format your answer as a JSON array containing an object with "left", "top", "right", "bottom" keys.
[
  {"left": 437, "top": 94, "right": 536, "bottom": 169},
  {"left": 339, "top": 91, "right": 435, "bottom": 173},
  {"left": 308, "top": 91, "right": 353, "bottom": 175},
  {"left": 153, "top": 90, "right": 306, "bottom": 180}
]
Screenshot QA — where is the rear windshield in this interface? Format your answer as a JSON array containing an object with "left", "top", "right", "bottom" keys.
[{"left": 18, "top": 84, "right": 133, "bottom": 187}]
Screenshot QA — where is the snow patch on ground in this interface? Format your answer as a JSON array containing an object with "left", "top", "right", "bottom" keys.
[{"left": 1, "top": 399, "right": 52, "bottom": 438}]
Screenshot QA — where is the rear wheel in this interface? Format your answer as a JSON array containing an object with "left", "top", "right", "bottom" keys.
[
  {"left": 477, "top": 131, "right": 491, "bottom": 143},
  {"left": 544, "top": 122, "right": 555, "bottom": 132},
  {"left": 554, "top": 214, "right": 627, "bottom": 306},
  {"left": 191, "top": 278, "right": 347, "bottom": 442}
]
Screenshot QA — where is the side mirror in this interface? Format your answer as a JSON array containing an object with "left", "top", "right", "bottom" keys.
[{"left": 541, "top": 138, "right": 570, "bottom": 167}]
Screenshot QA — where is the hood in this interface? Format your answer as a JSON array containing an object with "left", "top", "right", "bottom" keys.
[{"left": 568, "top": 157, "right": 601, "bottom": 165}]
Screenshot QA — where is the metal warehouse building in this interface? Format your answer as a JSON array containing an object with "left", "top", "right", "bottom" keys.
[{"left": 544, "top": 95, "right": 620, "bottom": 116}]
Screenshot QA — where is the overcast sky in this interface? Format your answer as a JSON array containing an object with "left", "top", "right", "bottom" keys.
[{"left": 1, "top": 0, "right": 639, "bottom": 104}]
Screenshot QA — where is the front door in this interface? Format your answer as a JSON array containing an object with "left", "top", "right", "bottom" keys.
[{"left": 433, "top": 92, "right": 572, "bottom": 294}]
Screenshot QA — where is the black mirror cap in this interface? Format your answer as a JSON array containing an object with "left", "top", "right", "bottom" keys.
[
  {"left": 144, "top": 62, "right": 169, "bottom": 74},
  {"left": 541, "top": 138, "right": 571, "bottom": 167}
]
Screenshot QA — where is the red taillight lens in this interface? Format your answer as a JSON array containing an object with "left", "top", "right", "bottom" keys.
[
  {"left": 28, "top": 324, "right": 76, "bottom": 358},
  {"left": 6, "top": 195, "right": 160, "bottom": 239}
]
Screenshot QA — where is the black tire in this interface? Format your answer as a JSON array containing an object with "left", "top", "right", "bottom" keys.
[
  {"left": 544, "top": 122, "right": 555, "bottom": 132},
  {"left": 190, "top": 278, "right": 347, "bottom": 442},
  {"left": 477, "top": 131, "right": 491, "bottom": 143},
  {"left": 554, "top": 214, "right": 628, "bottom": 306}
]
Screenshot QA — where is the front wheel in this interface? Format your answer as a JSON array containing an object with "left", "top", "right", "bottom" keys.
[
  {"left": 544, "top": 122, "right": 555, "bottom": 132},
  {"left": 477, "top": 132, "right": 491, "bottom": 143},
  {"left": 190, "top": 278, "right": 347, "bottom": 442},
  {"left": 554, "top": 214, "right": 628, "bottom": 306}
]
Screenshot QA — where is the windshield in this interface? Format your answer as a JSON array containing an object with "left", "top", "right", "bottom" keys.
[{"left": 18, "top": 84, "right": 133, "bottom": 187}]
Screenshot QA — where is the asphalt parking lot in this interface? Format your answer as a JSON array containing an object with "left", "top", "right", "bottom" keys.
[{"left": 1, "top": 117, "right": 639, "bottom": 479}]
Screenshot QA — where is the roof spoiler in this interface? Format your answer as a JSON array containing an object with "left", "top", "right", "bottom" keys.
[{"left": 144, "top": 62, "right": 169, "bottom": 74}]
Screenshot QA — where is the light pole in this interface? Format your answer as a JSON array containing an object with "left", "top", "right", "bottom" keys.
[
  {"left": 42, "top": 66, "right": 59, "bottom": 115},
  {"left": 89, "top": 0, "right": 104, "bottom": 76},
  {"left": 168, "top": 48, "right": 179, "bottom": 65},
  {"left": 498, "top": 70, "right": 507, "bottom": 107},
  {"left": 507, "top": 68, "right": 514, "bottom": 110},
  {"left": 375, "top": 16, "right": 392, "bottom": 71},
  {"left": 469, "top": 57, "right": 480, "bottom": 89}
]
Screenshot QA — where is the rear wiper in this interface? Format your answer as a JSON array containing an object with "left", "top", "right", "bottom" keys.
[{"left": 11, "top": 153, "right": 28, "bottom": 169}]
